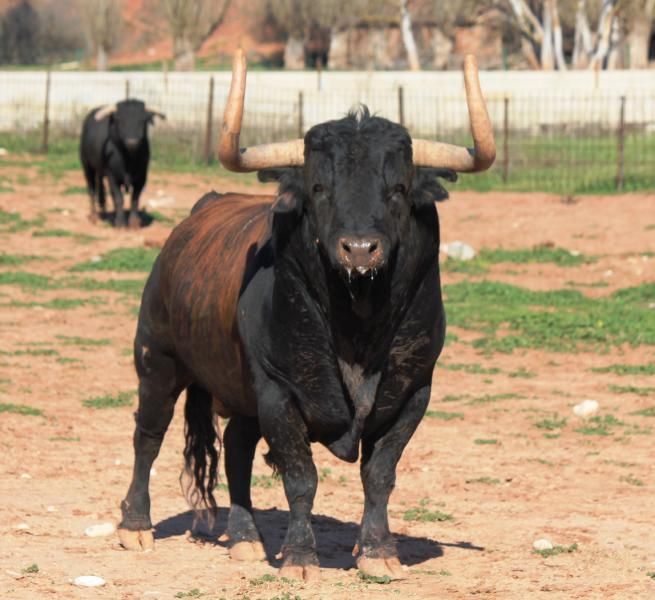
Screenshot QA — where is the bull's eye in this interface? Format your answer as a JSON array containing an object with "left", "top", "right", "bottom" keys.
[{"left": 312, "top": 183, "right": 324, "bottom": 194}]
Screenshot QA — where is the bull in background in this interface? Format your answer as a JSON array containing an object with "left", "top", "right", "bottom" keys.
[
  {"left": 117, "top": 50, "right": 495, "bottom": 581},
  {"left": 79, "top": 99, "right": 165, "bottom": 228}
]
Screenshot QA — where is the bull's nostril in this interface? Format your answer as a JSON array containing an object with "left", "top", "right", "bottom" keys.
[
  {"left": 342, "top": 242, "right": 351, "bottom": 253},
  {"left": 368, "top": 242, "right": 378, "bottom": 253}
]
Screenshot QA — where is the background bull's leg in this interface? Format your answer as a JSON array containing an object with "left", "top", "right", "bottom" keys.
[
  {"left": 118, "top": 343, "right": 187, "bottom": 551},
  {"left": 82, "top": 164, "right": 97, "bottom": 222},
  {"left": 223, "top": 415, "right": 266, "bottom": 561},
  {"left": 107, "top": 174, "right": 126, "bottom": 227},
  {"left": 128, "top": 178, "right": 145, "bottom": 229},
  {"left": 258, "top": 384, "right": 320, "bottom": 582},
  {"left": 97, "top": 178, "right": 107, "bottom": 218},
  {"left": 357, "top": 385, "right": 431, "bottom": 580}
]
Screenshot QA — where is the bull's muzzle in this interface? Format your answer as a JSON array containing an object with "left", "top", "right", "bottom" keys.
[{"left": 337, "top": 237, "right": 384, "bottom": 277}]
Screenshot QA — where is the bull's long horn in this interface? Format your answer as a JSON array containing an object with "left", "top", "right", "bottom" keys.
[
  {"left": 94, "top": 104, "right": 117, "bottom": 121},
  {"left": 146, "top": 107, "right": 166, "bottom": 120},
  {"left": 412, "top": 55, "right": 495, "bottom": 172},
  {"left": 218, "top": 48, "right": 303, "bottom": 172}
]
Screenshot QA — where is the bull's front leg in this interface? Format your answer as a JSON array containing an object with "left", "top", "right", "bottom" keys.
[
  {"left": 357, "top": 385, "right": 430, "bottom": 580},
  {"left": 257, "top": 381, "right": 320, "bottom": 582},
  {"left": 128, "top": 177, "right": 145, "bottom": 229},
  {"left": 107, "top": 174, "right": 126, "bottom": 227}
]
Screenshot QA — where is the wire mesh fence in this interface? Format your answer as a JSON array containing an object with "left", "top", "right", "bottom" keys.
[{"left": 0, "top": 70, "right": 653, "bottom": 195}]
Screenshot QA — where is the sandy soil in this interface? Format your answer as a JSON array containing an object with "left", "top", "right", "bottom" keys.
[{"left": 0, "top": 166, "right": 654, "bottom": 599}]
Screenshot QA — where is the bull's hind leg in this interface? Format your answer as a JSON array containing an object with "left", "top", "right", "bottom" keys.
[
  {"left": 118, "top": 343, "right": 188, "bottom": 551},
  {"left": 356, "top": 386, "right": 431, "bottom": 580},
  {"left": 223, "top": 415, "right": 266, "bottom": 561},
  {"left": 82, "top": 164, "right": 97, "bottom": 222}
]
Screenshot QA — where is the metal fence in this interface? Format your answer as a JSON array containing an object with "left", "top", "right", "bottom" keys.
[{"left": 0, "top": 70, "right": 653, "bottom": 194}]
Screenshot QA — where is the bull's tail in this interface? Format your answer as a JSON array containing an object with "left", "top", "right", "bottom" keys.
[{"left": 181, "top": 383, "right": 220, "bottom": 520}]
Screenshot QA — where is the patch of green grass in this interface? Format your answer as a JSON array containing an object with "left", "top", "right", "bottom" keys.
[
  {"left": 403, "top": 502, "right": 454, "bottom": 522},
  {"left": 56, "top": 357, "right": 82, "bottom": 365},
  {"left": 358, "top": 572, "right": 392, "bottom": 584},
  {"left": 631, "top": 407, "right": 655, "bottom": 417},
  {"left": 0, "top": 209, "right": 45, "bottom": 232},
  {"left": 22, "top": 564, "right": 39, "bottom": 574},
  {"left": 71, "top": 247, "right": 159, "bottom": 272},
  {"left": 0, "top": 348, "right": 59, "bottom": 357},
  {"left": 474, "top": 438, "right": 498, "bottom": 445},
  {"left": 565, "top": 280, "right": 609, "bottom": 289},
  {"left": 535, "top": 414, "right": 567, "bottom": 431},
  {"left": 439, "top": 362, "right": 501, "bottom": 375},
  {"left": 32, "top": 229, "right": 100, "bottom": 243},
  {"left": 609, "top": 384, "right": 655, "bottom": 397},
  {"left": 251, "top": 474, "right": 280, "bottom": 488},
  {"left": 425, "top": 410, "right": 464, "bottom": 420},
  {"left": 468, "top": 392, "right": 523, "bottom": 405},
  {"left": 0, "top": 252, "right": 45, "bottom": 266},
  {"left": 441, "top": 393, "right": 470, "bottom": 402},
  {"left": 150, "top": 210, "right": 175, "bottom": 225},
  {"left": 0, "top": 271, "right": 55, "bottom": 291},
  {"left": 465, "top": 476, "right": 500, "bottom": 484},
  {"left": 534, "top": 543, "right": 578, "bottom": 558},
  {"left": 62, "top": 185, "right": 87, "bottom": 195},
  {"left": 647, "top": 571, "right": 655, "bottom": 579},
  {"left": 6, "top": 297, "right": 106, "bottom": 310},
  {"left": 445, "top": 280, "right": 655, "bottom": 354},
  {"left": 0, "top": 403, "right": 43, "bottom": 416},
  {"left": 174, "top": 590, "right": 204, "bottom": 599},
  {"left": 575, "top": 414, "right": 624, "bottom": 436},
  {"left": 83, "top": 391, "right": 134, "bottom": 409},
  {"left": 619, "top": 474, "right": 644, "bottom": 487},
  {"left": 508, "top": 367, "right": 536, "bottom": 379},
  {"left": 56, "top": 335, "right": 110, "bottom": 346},
  {"left": 49, "top": 436, "right": 80, "bottom": 442},
  {"left": 64, "top": 276, "right": 146, "bottom": 296},
  {"left": 592, "top": 363, "right": 655, "bottom": 376},
  {"left": 249, "top": 574, "right": 277, "bottom": 586}
]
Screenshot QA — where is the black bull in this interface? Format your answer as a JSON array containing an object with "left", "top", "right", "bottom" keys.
[{"left": 118, "top": 112, "right": 465, "bottom": 581}]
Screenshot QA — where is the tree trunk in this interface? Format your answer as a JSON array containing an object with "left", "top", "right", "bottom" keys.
[
  {"left": 589, "top": 0, "right": 616, "bottom": 70},
  {"left": 96, "top": 45, "right": 108, "bottom": 71},
  {"left": 550, "top": 0, "right": 567, "bottom": 70},
  {"left": 541, "top": 2, "right": 554, "bottom": 70},
  {"left": 606, "top": 16, "right": 622, "bottom": 69},
  {"left": 400, "top": 0, "right": 420, "bottom": 71},
  {"left": 572, "top": 0, "right": 592, "bottom": 68},
  {"left": 628, "top": 0, "right": 655, "bottom": 68},
  {"left": 284, "top": 36, "right": 305, "bottom": 69},
  {"left": 173, "top": 36, "right": 195, "bottom": 71}
]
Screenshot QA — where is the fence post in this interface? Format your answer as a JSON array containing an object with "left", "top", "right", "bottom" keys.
[
  {"left": 204, "top": 76, "right": 215, "bottom": 165},
  {"left": 298, "top": 91, "right": 304, "bottom": 138},
  {"left": 616, "top": 95, "right": 625, "bottom": 192},
  {"left": 398, "top": 86, "right": 405, "bottom": 127},
  {"left": 125, "top": 79, "right": 130, "bottom": 99},
  {"left": 41, "top": 69, "right": 51, "bottom": 154},
  {"left": 316, "top": 57, "right": 322, "bottom": 92},
  {"left": 503, "top": 97, "right": 509, "bottom": 184}
]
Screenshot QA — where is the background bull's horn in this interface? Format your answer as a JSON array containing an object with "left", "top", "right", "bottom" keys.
[
  {"left": 412, "top": 55, "right": 496, "bottom": 173},
  {"left": 146, "top": 108, "right": 166, "bottom": 120},
  {"left": 94, "top": 104, "right": 117, "bottom": 121},
  {"left": 218, "top": 48, "right": 304, "bottom": 172}
]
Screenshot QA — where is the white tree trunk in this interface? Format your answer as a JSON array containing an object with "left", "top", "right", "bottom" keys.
[
  {"left": 96, "top": 45, "right": 108, "bottom": 71},
  {"left": 628, "top": 0, "right": 655, "bottom": 68},
  {"left": 173, "top": 36, "right": 195, "bottom": 71},
  {"left": 572, "top": 0, "right": 593, "bottom": 68},
  {"left": 541, "top": 2, "right": 554, "bottom": 70},
  {"left": 507, "top": 0, "right": 544, "bottom": 68},
  {"left": 400, "top": 0, "right": 420, "bottom": 71},
  {"left": 550, "top": 0, "right": 567, "bottom": 70},
  {"left": 589, "top": 0, "right": 616, "bottom": 70}
]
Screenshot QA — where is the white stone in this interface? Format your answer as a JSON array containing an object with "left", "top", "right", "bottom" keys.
[
  {"left": 441, "top": 241, "right": 476, "bottom": 261},
  {"left": 533, "top": 538, "right": 553, "bottom": 551},
  {"left": 73, "top": 575, "right": 105, "bottom": 587},
  {"left": 150, "top": 467, "right": 157, "bottom": 477},
  {"left": 146, "top": 196, "right": 175, "bottom": 209},
  {"left": 573, "top": 399, "right": 599, "bottom": 418},
  {"left": 14, "top": 523, "right": 30, "bottom": 530},
  {"left": 91, "top": 255, "right": 102, "bottom": 263},
  {"left": 46, "top": 505, "right": 57, "bottom": 512},
  {"left": 114, "top": 459, "right": 122, "bottom": 466},
  {"left": 20, "top": 473, "right": 32, "bottom": 479},
  {"left": 84, "top": 522, "right": 116, "bottom": 537}
]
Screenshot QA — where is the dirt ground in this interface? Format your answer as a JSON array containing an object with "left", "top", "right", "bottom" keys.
[{"left": 0, "top": 165, "right": 654, "bottom": 600}]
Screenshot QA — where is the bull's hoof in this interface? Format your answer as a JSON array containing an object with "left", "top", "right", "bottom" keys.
[
  {"left": 357, "top": 556, "right": 406, "bottom": 580},
  {"left": 279, "top": 563, "right": 321, "bottom": 582},
  {"left": 229, "top": 540, "right": 266, "bottom": 562},
  {"left": 117, "top": 528, "right": 154, "bottom": 552},
  {"left": 128, "top": 213, "right": 141, "bottom": 229},
  {"left": 87, "top": 212, "right": 98, "bottom": 224}
]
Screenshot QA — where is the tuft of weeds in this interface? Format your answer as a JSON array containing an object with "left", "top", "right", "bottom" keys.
[
  {"left": 71, "top": 247, "right": 159, "bottom": 272},
  {"left": 535, "top": 414, "right": 567, "bottom": 431},
  {"left": 465, "top": 476, "right": 500, "bottom": 485},
  {"left": 441, "top": 393, "right": 470, "bottom": 402},
  {"left": 6, "top": 297, "right": 106, "bottom": 310},
  {"left": 474, "top": 438, "right": 498, "bottom": 445},
  {"left": 150, "top": 210, "right": 175, "bottom": 225},
  {"left": 318, "top": 467, "right": 332, "bottom": 482},
  {"left": 32, "top": 229, "right": 99, "bottom": 243},
  {"left": 56, "top": 357, "right": 82, "bottom": 365},
  {"left": 249, "top": 574, "right": 277, "bottom": 586},
  {"left": 174, "top": 590, "right": 204, "bottom": 599},
  {"left": 0, "top": 209, "right": 45, "bottom": 232},
  {"left": 0, "top": 252, "right": 45, "bottom": 266},
  {"left": 62, "top": 185, "right": 87, "bottom": 195},
  {"left": 0, "top": 271, "right": 55, "bottom": 291},
  {"left": 508, "top": 367, "right": 536, "bottom": 379},
  {"left": 439, "top": 362, "right": 501, "bottom": 375},
  {"left": 534, "top": 543, "right": 578, "bottom": 558},
  {"left": 425, "top": 410, "right": 464, "bottom": 420},
  {"left": 609, "top": 384, "right": 655, "bottom": 397},
  {"left": 468, "top": 392, "right": 524, "bottom": 405},
  {"left": 83, "top": 391, "right": 134, "bottom": 409},
  {"left": 22, "top": 564, "right": 39, "bottom": 574},
  {"left": 0, "top": 403, "right": 43, "bottom": 416},
  {"left": 251, "top": 474, "right": 281, "bottom": 488},
  {"left": 0, "top": 348, "right": 59, "bottom": 357},
  {"left": 592, "top": 363, "right": 655, "bottom": 376},
  {"left": 619, "top": 475, "right": 644, "bottom": 486},
  {"left": 49, "top": 436, "right": 80, "bottom": 442},
  {"left": 56, "top": 334, "right": 110, "bottom": 346},
  {"left": 358, "top": 572, "right": 392, "bottom": 584},
  {"left": 631, "top": 407, "right": 655, "bottom": 417},
  {"left": 403, "top": 499, "right": 453, "bottom": 523},
  {"left": 575, "top": 414, "right": 624, "bottom": 436}
]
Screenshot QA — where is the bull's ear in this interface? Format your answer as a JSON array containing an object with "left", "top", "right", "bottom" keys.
[
  {"left": 412, "top": 167, "right": 458, "bottom": 208},
  {"left": 270, "top": 191, "right": 303, "bottom": 254},
  {"left": 271, "top": 191, "right": 302, "bottom": 214},
  {"left": 257, "top": 168, "right": 298, "bottom": 183}
]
